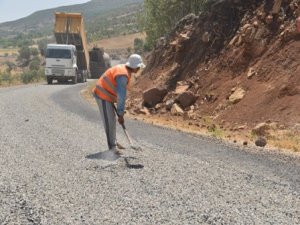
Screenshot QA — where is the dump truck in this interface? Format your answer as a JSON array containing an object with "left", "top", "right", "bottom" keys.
[
  {"left": 89, "top": 47, "right": 111, "bottom": 79},
  {"left": 45, "top": 13, "right": 89, "bottom": 84}
]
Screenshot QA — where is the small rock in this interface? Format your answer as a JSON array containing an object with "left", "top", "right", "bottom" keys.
[
  {"left": 202, "top": 32, "right": 210, "bottom": 43},
  {"left": 265, "top": 15, "right": 273, "bottom": 24},
  {"left": 165, "top": 99, "right": 174, "bottom": 111},
  {"left": 238, "top": 125, "right": 247, "bottom": 130},
  {"left": 171, "top": 103, "right": 184, "bottom": 116},
  {"left": 279, "top": 24, "right": 285, "bottom": 31},
  {"left": 247, "top": 67, "right": 256, "bottom": 79},
  {"left": 253, "top": 21, "right": 259, "bottom": 28},
  {"left": 229, "top": 88, "right": 246, "bottom": 104},
  {"left": 140, "top": 107, "right": 151, "bottom": 115},
  {"left": 255, "top": 136, "right": 267, "bottom": 147},
  {"left": 175, "top": 85, "right": 189, "bottom": 95},
  {"left": 243, "top": 141, "right": 248, "bottom": 146}
]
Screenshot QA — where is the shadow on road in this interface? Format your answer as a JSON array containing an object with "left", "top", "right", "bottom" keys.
[
  {"left": 86, "top": 151, "right": 144, "bottom": 169},
  {"left": 124, "top": 157, "right": 144, "bottom": 169},
  {"left": 86, "top": 150, "right": 121, "bottom": 161}
]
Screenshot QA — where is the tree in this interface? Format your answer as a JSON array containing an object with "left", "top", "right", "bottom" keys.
[
  {"left": 37, "top": 39, "right": 48, "bottom": 56},
  {"left": 18, "top": 45, "right": 31, "bottom": 66},
  {"left": 29, "top": 57, "right": 41, "bottom": 71},
  {"left": 30, "top": 48, "right": 39, "bottom": 57},
  {"left": 134, "top": 38, "right": 144, "bottom": 54},
  {"left": 4, "top": 61, "right": 16, "bottom": 73},
  {"left": 140, "top": 0, "right": 212, "bottom": 48},
  {"left": 17, "top": 45, "right": 40, "bottom": 67}
]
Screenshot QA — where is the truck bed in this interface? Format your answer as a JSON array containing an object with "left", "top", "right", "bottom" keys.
[{"left": 54, "top": 13, "right": 89, "bottom": 71}]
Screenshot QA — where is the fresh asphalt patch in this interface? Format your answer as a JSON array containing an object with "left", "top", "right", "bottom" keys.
[{"left": 86, "top": 150, "right": 144, "bottom": 169}]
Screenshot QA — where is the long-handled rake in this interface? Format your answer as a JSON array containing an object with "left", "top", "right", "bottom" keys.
[{"left": 112, "top": 104, "right": 142, "bottom": 151}]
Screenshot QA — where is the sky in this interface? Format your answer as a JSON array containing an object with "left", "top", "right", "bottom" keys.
[{"left": 0, "top": 0, "right": 90, "bottom": 23}]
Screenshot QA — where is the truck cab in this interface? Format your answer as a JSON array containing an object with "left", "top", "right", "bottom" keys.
[
  {"left": 45, "top": 13, "right": 89, "bottom": 84},
  {"left": 45, "top": 44, "right": 79, "bottom": 84}
]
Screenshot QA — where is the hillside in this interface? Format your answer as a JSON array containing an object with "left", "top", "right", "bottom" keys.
[
  {"left": 128, "top": 0, "right": 300, "bottom": 151},
  {"left": 0, "top": 0, "right": 144, "bottom": 38}
]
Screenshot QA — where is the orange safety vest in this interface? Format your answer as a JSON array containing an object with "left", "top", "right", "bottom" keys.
[{"left": 93, "top": 64, "right": 131, "bottom": 102}]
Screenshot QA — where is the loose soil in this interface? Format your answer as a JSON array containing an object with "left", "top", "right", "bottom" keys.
[
  {"left": 84, "top": 1, "right": 300, "bottom": 152},
  {"left": 127, "top": 0, "right": 300, "bottom": 152}
]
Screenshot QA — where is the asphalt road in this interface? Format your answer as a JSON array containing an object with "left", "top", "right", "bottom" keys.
[{"left": 0, "top": 82, "right": 300, "bottom": 225}]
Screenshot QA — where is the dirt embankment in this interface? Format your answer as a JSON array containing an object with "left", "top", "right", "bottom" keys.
[{"left": 127, "top": 0, "right": 300, "bottom": 151}]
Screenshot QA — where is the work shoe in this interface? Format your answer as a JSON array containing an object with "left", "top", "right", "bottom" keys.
[{"left": 110, "top": 147, "right": 123, "bottom": 155}]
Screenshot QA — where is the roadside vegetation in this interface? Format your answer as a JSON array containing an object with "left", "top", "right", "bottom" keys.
[
  {"left": 0, "top": 41, "right": 45, "bottom": 87},
  {"left": 139, "top": 0, "right": 213, "bottom": 48}
]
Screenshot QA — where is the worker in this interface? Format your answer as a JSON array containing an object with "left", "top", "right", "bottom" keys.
[{"left": 93, "top": 54, "right": 145, "bottom": 155}]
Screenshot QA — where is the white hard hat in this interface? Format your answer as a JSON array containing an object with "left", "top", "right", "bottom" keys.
[{"left": 125, "top": 54, "right": 145, "bottom": 69}]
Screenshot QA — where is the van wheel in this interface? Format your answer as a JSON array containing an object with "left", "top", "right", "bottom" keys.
[
  {"left": 72, "top": 76, "right": 77, "bottom": 84},
  {"left": 47, "top": 77, "right": 53, "bottom": 84}
]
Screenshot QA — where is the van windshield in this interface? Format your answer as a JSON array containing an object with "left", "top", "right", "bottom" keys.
[{"left": 46, "top": 49, "right": 71, "bottom": 59}]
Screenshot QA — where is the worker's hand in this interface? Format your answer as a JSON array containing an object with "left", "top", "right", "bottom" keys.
[{"left": 118, "top": 115, "right": 124, "bottom": 125}]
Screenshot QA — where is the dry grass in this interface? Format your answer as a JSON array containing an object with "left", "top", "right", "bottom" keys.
[
  {"left": 0, "top": 48, "right": 18, "bottom": 56},
  {"left": 268, "top": 130, "right": 300, "bottom": 152},
  {"left": 89, "top": 33, "right": 146, "bottom": 50}
]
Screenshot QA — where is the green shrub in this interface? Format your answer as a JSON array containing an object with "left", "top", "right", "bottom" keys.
[
  {"left": 134, "top": 38, "right": 144, "bottom": 54},
  {"left": 20, "top": 67, "right": 44, "bottom": 84},
  {"left": 140, "top": 0, "right": 213, "bottom": 48},
  {"left": 4, "top": 61, "right": 16, "bottom": 73},
  {"left": 21, "top": 70, "right": 36, "bottom": 84},
  {"left": 1, "top": 72, "right": 13, "bottom": 84},
  {"left": 29, "top": 57, "right": 41, "bottom": 71}
]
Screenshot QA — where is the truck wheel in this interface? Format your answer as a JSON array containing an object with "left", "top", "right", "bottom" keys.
[
  {"left": 47, "top": 77, "right": 53, "bottom": 85},
  {"left": 72, "top": 76, "right": 77, "bottom": 84}
]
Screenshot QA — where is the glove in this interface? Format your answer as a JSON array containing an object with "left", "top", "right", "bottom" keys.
[{"left": 118, "top": 115, "right": 124, "bottom": 125}]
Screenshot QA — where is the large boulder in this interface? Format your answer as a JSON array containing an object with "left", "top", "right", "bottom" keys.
[
  {"left": 176, "top": 91, "right": 198, "bottom": 109},
  {"left": 143, "top": 87, "right": 168, "bottom": 108}
]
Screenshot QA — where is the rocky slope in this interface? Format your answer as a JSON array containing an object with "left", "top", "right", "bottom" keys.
[{"left": 128, "top": 0, "right": 300, "bottom": 151}]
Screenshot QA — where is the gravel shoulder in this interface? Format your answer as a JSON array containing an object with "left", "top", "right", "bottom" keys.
[{"left": 0, "top": 83, "right": 300, "bottom": 225}]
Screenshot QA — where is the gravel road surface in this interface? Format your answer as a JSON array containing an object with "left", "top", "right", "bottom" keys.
[{"left": 0, "top": 82, "right": 300, "bottom": 225}]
